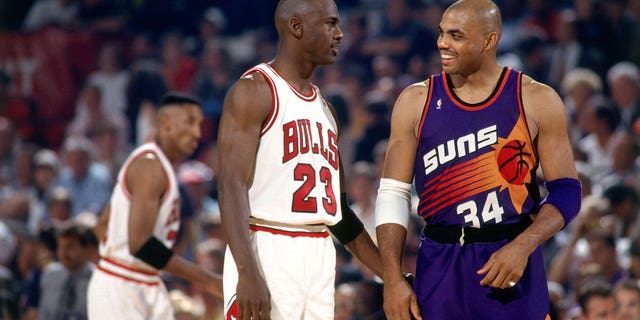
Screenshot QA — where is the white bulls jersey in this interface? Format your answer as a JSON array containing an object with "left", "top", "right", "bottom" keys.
[
  {"left": 245, "top": 63, "right": 342, "bottom": 227},
  {"left": 99, "top": 142, "right": 180, "bottom": 276}
]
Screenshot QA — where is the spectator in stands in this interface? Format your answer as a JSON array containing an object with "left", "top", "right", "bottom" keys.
[
  {"left": 0, "top": 117, "right": 17, "bottom": 186},
  {"left": 192, "top": 238, "right": 225, "bottom": 319},
  {"left": 28, "top": 149, "right": 60, "bottom": 234},
  {"left": 69, "top": 83, "right": 128, "bottom": 151},
  {"left": 577, "top": 279, "right": 616, "bottom": 320},
  {"left": 548, "top": 195, "right": 610, "bottom": 293},
  {"left": 577, "top": 104, "right": 623, "bottom": 189},
  {"left": 601, "top": 185, "right": 640, "bottom": 239},
  {"left": 85, "top": 44, "right": 129, "bottom": 122},
  {"left": 46, "top": 186, "right": 73, "bottom": 228},
  {"left": 335, "top": 282, "right": 357, "bottom": 320},
  {"left": 74, "top": 0, "right": 125, "bottom": 34},
  {"left": 561, "top": 68, "right": 604, "bottom": 144},
  {"left": 547, "top": 10, "right": 604, "bottom": 90},
  {"left": 606, "top": 62, "right": 640, "bottom": 134},
  {"left": 192, "top": 40, "right": 231, "bottom": 142},
  {"left": 160, "top": 32, "right": 198, "bottom": 92},
  {"left": 35, "top": 222, "right": 94, "bottom": 320},
  {"left": 0, "top": 71, "right": 37, "bottom": 142},
  {"left": 22, "top": 0, "right": 78, "bottom": 31},
  {"left": 347, "top": 161, "right": 378, "bottom": 241},
  {"left": 88, "top": 122, "right": 127, "bottom": 181},
  {"left": 353, "top": 92, "right": 391, "bottom": 163},
  {"left": 0, "top": 220, "right": 18, "bottom": 319},
  {"left": 603, "top": 134, "right": 640, "bottom": 192},
  {"left": 53, "top": 136, "right": 112, "bottom": 217},
  {"left": 614, "top": 279, "right": 640, "bottom": 320},
  {"left": 601, "top": 0, "right": 639, "bottom": 69},
  {"left": 178, "top": 160, "right": 219, "bottom": 246},
  {"left": 362, "top": 0, "right": 434, "bottom": 69}
]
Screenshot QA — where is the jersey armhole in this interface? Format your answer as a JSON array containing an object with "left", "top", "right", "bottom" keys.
[{"left": 417, "top": 76, "right": 435, "bottom": 135}]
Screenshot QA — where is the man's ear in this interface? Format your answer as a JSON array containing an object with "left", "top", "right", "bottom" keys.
[
  {"left": 289, "top": 16, "right": 303, "bottom": 39},
  {"left": 483, "top": 32, "right": 498, "bottom": 52}
]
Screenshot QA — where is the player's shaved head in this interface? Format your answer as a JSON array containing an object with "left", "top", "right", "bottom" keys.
[
  {"left": 274, "top": 0, "right": 336, "bottom": 36},
  {"left": 447, "top": 0, "right": 502, "bottom": 35}
]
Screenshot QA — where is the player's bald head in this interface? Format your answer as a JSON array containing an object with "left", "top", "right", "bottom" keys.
[
  {"left": 274, "top": 0, "right": 336, "bottom": 35},
  {"left": 446, "top": 0, "right": 502, "bottom": 35}
]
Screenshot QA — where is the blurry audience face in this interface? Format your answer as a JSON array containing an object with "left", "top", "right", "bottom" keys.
[
  {"left": 584, "top": 295, "right": 616, "bottom": 320},
  {"left": 34, "top": 166, "right": 57, "bottom": 191},
  {"left": 335, "top": 283, "right": 356, "bottom": 320},
  {"left": 65, "top": 149, "right": 91, "bottom": 179},
  {"left": 98, "top": 45, "right": 120, "bottom": 73},
  {"left": 571, "top": 83, "right": 596, "bottom": 111},
  {"left": 588, "top": 237, "right": 618, "bottom": 275},
  {"left": 56, "top": 234, "right": 86, "bottom": 271},
  {"left": 609, "top": 76, "right": 639, "bottom": 108},
  {"left": 49, "top": 200, "right": 72, "bottom": 225},
  {"left": 82, "top": 86, "right": 102, "bottom": 114},
  {"left": 14, "top": 149, "right": 34, "bottom": 187},
  {"left": 615, "top": 287, "right": 640, "bottom": 320},
  {"left": 0, "top": 118, "right": 15, "bottom": 158}
]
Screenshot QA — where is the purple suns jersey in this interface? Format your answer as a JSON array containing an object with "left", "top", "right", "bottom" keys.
[{"left": 415, "top": 67, "right": 540, "bottom": 227}]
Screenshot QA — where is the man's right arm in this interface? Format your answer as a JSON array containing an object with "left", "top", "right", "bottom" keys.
[
  {"left": 127, "top": 156, "right": 222, "bottom": 298},
  {"left": 218, "top": 73, "right": 273, "bottom": 319},
  {"left": 376, "top": 82, "right": 428, "bottom": 320}
]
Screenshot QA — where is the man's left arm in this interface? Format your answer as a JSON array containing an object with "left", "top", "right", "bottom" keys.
[
  {"left": 328, "top": 160, "right": 383, "bottom": 278},
  {"left": 478, "top": 78, "right": 580, "bottom": 289},
  {"left": 324, "top": 97, "right": 383, "bottom": 278}
]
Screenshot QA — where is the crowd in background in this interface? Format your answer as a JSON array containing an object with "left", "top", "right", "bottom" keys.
[{"left": 2, "top": 0, "right": 640, "bottom": 319}]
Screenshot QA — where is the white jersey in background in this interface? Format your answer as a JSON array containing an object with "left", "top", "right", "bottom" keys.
[{"left": 98, "top": 142, "right": 180, "bottom": 283}]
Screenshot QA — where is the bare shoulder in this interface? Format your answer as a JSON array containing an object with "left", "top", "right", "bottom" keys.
[
  {"left": 520, "top": 74, "right": 568, "bottom": 139},
  {"left": 520, "top": 75, "right": 564, "bottom": 113},
  {"left": 223, "top": 70, "right": 273, "bottom": 117},
  {"left": 126, "top": 152, "right": 167, "bottom": 193},
  {"left": 393, "top": 80, "right": 430, "bottom": 116},
  {"left": 391, "top": 80, "right": 430, "bottom": 129}
]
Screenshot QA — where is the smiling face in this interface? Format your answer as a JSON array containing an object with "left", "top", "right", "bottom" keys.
[
  {"left": 437, "top": 0, "right": 501, "bottom": 77},
  {"left": 438, "top": 10, "right": 487, "bottom": 76}
]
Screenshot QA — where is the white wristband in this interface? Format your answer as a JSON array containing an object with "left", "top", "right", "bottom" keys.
[{"left": 375, "top": 178, "right": 413, "bottom": 229}]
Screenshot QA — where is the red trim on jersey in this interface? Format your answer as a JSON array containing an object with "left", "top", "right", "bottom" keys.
[
  {"left": 96, "top": 266, "right": 159, "bottom": 286},
  {"left": 225, "top": 298, "right": 238, "bottom": 320},
  {"left": 443, "top": 68, "right": 512, "bottom": 111},
  {"left": 264, "top": 63, "right": 317, "bottom": 101},
  {"left": 121, "top": 147, "right": 172, "bottom": 204},
  {"left": 244, "top": 68, "right": 280, "bottom": 137},
  {"left": 102, "top": 257, "right": 159, "bottom": 276},
  {"left": 516, "top": 71, "right": 537, "bottom": 162},
  {"left": 417, "top": 76, "right": 435, "bottom": 135},
  {"left": 249, "top": 225, "right": 330, "bottom": 238}
]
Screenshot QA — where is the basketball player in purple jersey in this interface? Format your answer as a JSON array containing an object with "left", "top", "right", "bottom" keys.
[
  {"left": 375, "top": 1, "right": 581, "bottom": 319},
  {"left": 218, "top": 0, "right": 382, "bottom": 319}
]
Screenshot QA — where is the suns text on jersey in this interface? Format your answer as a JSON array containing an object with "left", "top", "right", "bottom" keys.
[
  {"left": 282, "top": 119, "right": 338, "bottom": 170},
  {"left": 422, "top": 124, "right": 497, "bottom": 176}
]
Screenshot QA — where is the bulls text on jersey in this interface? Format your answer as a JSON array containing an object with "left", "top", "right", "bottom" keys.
[{"left": 282, "top": 119, "right": 339, "bottom": 170}]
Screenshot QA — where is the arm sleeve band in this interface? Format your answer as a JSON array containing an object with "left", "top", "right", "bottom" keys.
[
  {"left": 328, "top": 193, "right": 365, "bottom": 245},
  {"left": 375, "top": 178, "right": 412, "bottom": 229},
  {"left": 133, "top": 237, "right": 174, "bottom": 270},
  {"left": 540, "top": 177, "right": 582, "bottom": 227}
]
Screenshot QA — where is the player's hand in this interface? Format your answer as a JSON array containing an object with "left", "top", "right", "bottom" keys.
[
  {"left": 236, "top": 271, "right": 271, "bottom": 320},
  {"left": 382, "top": 276, "right": 423, "bottom": 320},
  {"left": 477, "top": 241, "right": 529, "bottom": 289}
]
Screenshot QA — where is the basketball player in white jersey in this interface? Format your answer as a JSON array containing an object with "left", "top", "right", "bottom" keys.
[
  {"left": 87, "top": 93, "right": 222, "bottom": 320},
  {"left": 218, "top": 0, "right": 383, "bottom": 319}
]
